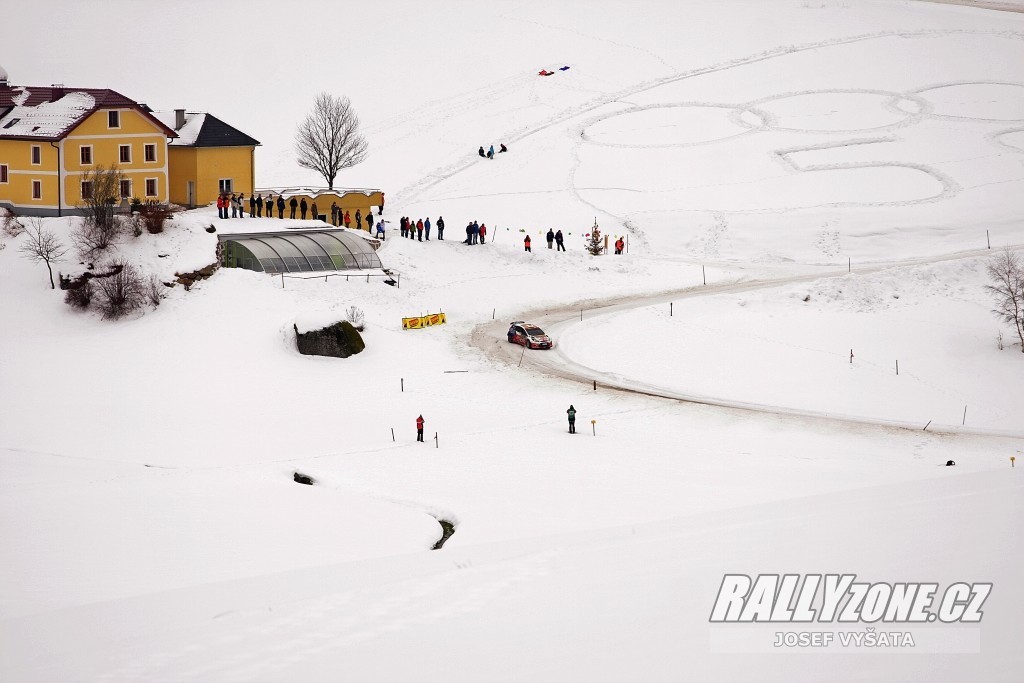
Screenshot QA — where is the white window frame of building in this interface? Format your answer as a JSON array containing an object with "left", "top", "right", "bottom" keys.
[
  {"left": 218, "top": 178, "right": 233, "bottom": 194},
  {"left": 144, "top": 143, "right": 157, "bottom": 162},
  {"left": 81, "top": 180, "right": 94, "bottom": 200},
  {"left": 31, "top": 145, "right": 41, "bottom": 165},
  {"left": 80, "top": 145, "right": 93, "bottom": 165},
  {"left": 119, "top": 144, "right": 132, "bottom": 164},
  {"left": 119, "top": 179, "right": 132, "bottom": 199},
  {"left": 32, "top": 180, "right": 42, "bottom": 200},
  {"left": 145, "top": 177, "right": 158, "bottom": 198},
  {"left": 108, "top": 110, "right": 120, "bottom": 129},
  {"left": 0, "top": 164, "right": 8, "bottom": 183}
]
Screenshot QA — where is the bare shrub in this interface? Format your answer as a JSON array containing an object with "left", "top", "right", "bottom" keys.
[
  {"left": 344, "top": 305, "right": 365, "bottom": 330},
  {"left": 64, "top": 279, "right": 94, "bottom": 309},
  {"left": 138, "top": 203, "right": 172, "bottom": 234},
  {"left": 147, "top": 275, "right": 165, "bottom": 307},
  {"left": 94, "top": 260, "right": 146, "bottom": 319},
  {"left": 19, "top": 218, "right": 69, "bottom": 289},
  {"left": 73, "top": 165, "right": 126, "bottom": 255},
  {"left": 2, "top": 208, "right": 25, "bottom": 237}
]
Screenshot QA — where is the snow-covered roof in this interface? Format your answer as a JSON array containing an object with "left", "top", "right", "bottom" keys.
[
  {"left": 0, "top": 91, "right": 95, "bottom": 138},
  {"left": 151, "top": 110, "right": 260, "bottom": 147},
  {"left": 254, "top": 187, "right": 382, "bottom": 199}
]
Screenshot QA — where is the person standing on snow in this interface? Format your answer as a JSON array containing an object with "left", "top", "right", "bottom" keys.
[
  {"left": 355, "top": 209, "right": 362, "bottom": 230},
  {"left": 230, "top": 193, "right": 238, "bottom": 218},
  {"left": 487, "top": 145, "right": 495, "bottom": 159},
  {"left": 471, "top": 221, "right": 480, "bottom": 245},
  {"left": 478, "top": 146, "right": 486, "bottom": 158},
  {"left": 376, "top": 220, "right": 385, "bottom": 240},
  {"left": 300, "top": 198, "right": 308, "bottom": 220},
  {"left": 366, "top": 212, "right": 373, "bottom": 231},
  {"left": 614, "top": 237, "right": 624, "bottom": 254},
  {"left": 289, "top": 196, "right": 298, "bottom": 219},
  {"left": 277, "top": 195, "right": 286, "bottom": 218},
  {"left": 249, "top": 193, "right": 256, "bottom": 217},
  {"left": 465, "top": 222, "right": 473, "bottom": 244},
  {"left": 566, "top": 405, "right": 576, "bottom": 434},
  {"left": 524, "top": 234, "right": 532, "bottom": 252},
  {"left": 312, "top": 201, "right": 319, "bottom": 222},
  {"left": 256, "top": 193, "right": 264, "bottom": 218},
  {"left": 546, "top": 228, "right": 555, "bottom": 249},
  {"left": 424, "top": 217, "right": 431, "bottom": 240},
  {"left": 238, "top": 193, "right": 246, "bottom": 218},
  {"left": 416, "top": 415, "right": 425, "bottom": 442},
  {"left": 555, "top": 229, "right": 565, "bottom": 251},
  {"left": 343, "top": 210, "right": 351, "bottom": 228},
  {"left": 479, "top": 223, "right": 487, "bottom": 244},
  {"left": 437, "top": 216, "right": 445, "bottom": 240}
]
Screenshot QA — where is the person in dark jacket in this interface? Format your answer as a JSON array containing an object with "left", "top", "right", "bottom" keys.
[
  {"left": 555, "top": 229, "right": 565, "bottom": 251},
  {"left": 299, "top": 198, "right": 308, "bottom": 220},
  {"left": 567, "top": 405, "right": 576, "bottom": 433},
  {"left": 379, "top": 192, "right": 385, "bottom": 215},
  {"left": 416, "top": 415, "right": 425, "bottom": 442},
  {"left": 471, "top": 221, "right": 479, "bottom": 245},
  {"left": 465, "top": 222, "right": 473, "bottom": 244},
  {"left": 546, "top": 228, "right": 555, "bottom": 249},
  {"left": 230, "top": 193, "right": 238, "bottom": 218},
  {"left": 365, "top": 212, "right": 373, "bottom": 231},
  {"left": 400, "top": 216, "right": 407, "bottom": 238},
  {"left": 312, "top": 201, "right": 319, "bottom": 221},
  {"left": 424, "top": 217, "right": 431, "bottom": 240},
  {"left": 436, "top": 215, "right": 445, "bottom": 240},
  {"left": 238, "top": 193, "right": 246, "bottom": 217},
  {"left": 255, "top": 193, "right": 264, "bottom": 217},
  {"left": 277, "top": 195, "right": 286, "bottom": 218},
  {"left": 524, "top": 234, "right": 532, "bottom": 252},
  {"left": 249, "top": 193, "right": 256, "bottom": 217},
  {"left": 499, "top": 143, "right": 508, "bottom": 153},
  {"left": 478, "top": 146, "right": 486, "bottom": 157},
  {"left": 289, "top": 197, "right": 298, "bottom": 219},
  {"left": 331, "top": 202, "right": 339, "bottom": 226},
  {"left": 355, "top": 209, "right": 362, "bottom": 230}
]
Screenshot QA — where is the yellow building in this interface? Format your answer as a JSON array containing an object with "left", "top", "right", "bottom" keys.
[
  {"left": 0, "top": 70, "right": 178, "bottom": 217},
  {"left": 153, "top": 110, "right": 260, "bottom": 208}
]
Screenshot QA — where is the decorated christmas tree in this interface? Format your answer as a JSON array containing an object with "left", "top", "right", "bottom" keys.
[{"left": 586, "top": 219, "right": 603, "bottom": 256}]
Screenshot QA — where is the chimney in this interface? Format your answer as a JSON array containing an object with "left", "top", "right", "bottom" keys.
[
  {"left": 51, "top": 83, "right": 65, "bottom": 99},
  {"left": 175, "top": 108, "right": 186, "bottom": 130}
]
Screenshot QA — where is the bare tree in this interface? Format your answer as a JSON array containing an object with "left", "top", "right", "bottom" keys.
[
  {"left": 985, "top": 248, "right": 1024, "bottom": 353},
  {"left": 294, "top": 93, "right": 368, "bottom": 189},
  {"left": 74, "top": 164, "right": 125, "bottom": 254},
  {"left": 19, "top": 217, "right": 69, "bottom": 289}
]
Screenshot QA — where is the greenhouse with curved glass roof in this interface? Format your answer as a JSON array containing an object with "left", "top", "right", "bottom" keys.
[{"left": 218, "top": 229, "right": 383, "bottom": 273}]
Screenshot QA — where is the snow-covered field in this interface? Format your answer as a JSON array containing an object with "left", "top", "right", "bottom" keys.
[{"left": 2, "top": 1, "right": 1023, "bottom": 681}]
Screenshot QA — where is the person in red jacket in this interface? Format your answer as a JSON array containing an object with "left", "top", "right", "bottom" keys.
[
  {"left": 614, "top": 237, "right": 625, "bottom": 254},
  {"left": 416, "top": 415, "right": 425, "bottom": 442},
  {"left": 343, "top": 210, "right": 351, "bottom": 228},
  {"left": 524, "top": 234, "right": 532, "bottom": 252},
  {"left": 416, "top": 218, "right": 424, "bottom": 241},
  {"left": 479, "top": 224, "right": 487, "bottom": 244},
  {"left": 216, "top": 194, "right": 225, "bottom": 219}
]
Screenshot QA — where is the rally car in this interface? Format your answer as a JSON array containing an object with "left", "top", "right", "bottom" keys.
[{"left": 507, "top": 321, "right": 553, "bottom": 349}]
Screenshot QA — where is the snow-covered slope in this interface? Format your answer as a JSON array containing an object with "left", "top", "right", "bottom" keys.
[{"left": 2, "top": 1, "right": 1023, "bottom": 681}]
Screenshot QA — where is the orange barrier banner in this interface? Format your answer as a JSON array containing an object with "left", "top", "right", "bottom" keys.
[{"left": 402, "top": 312, "right": 447, "bottom": 330}]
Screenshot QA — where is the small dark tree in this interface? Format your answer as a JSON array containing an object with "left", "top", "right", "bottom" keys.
[
  {"left": 985, "top": 248, "right": 1024, "bottom": 353},
  {"left": 64, "top": 279, "right": 94, "bottom": 309},
  {"left": 19, "top": 218, "right": 69, "bottom": 289},
  {"left": 294, "top": 93, "right": 368, "bottom": 190},
  {"left": 94, "top": 259, "right": 146, "bottom": 319},
  {"left": 586, "top": 221, "right": 604, "bottom": 256}
]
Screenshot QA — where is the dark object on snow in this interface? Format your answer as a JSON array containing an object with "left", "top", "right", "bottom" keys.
[
  {"left": 538, "top": 69, "right": 554, "bottom": 76},
  {"left": 499, "top": 143, "right": 507, "bottom": 153},
  {"left": 946, "top": 460, "right": 956, "bottom": 467},
  {"left": 293, "top": 471, "right": 315, "bottom": 485},
  {"left": 559, "top": 65, "right": 570, "bottom": 71},
  {"left": 478, "top": 146, "right": 486, "bottom": 157},
  {"left": 295, "top": 320, "right": 365, "bottom": 358},
  {"left": 206, "top": 225, "right": 216, "bottom": 233}
]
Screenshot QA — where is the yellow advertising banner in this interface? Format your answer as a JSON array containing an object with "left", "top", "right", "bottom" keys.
[{"left": 402, "top": 312, "right": 447, "bottom": 330}]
